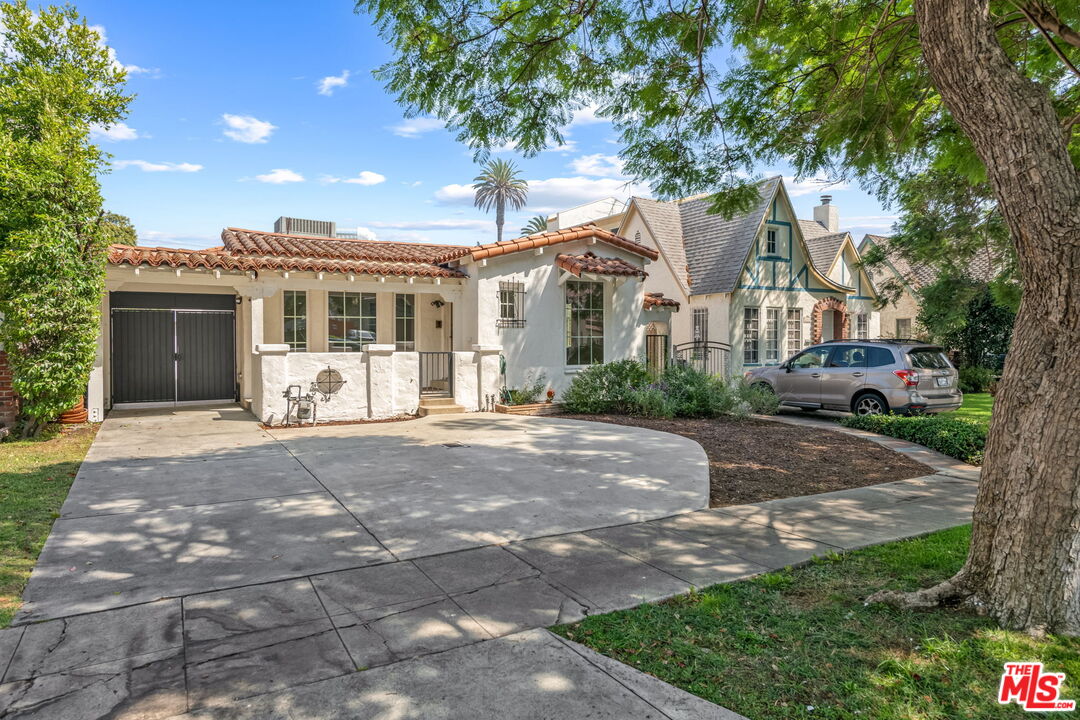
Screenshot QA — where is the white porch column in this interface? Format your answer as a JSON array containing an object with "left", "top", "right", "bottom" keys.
[
  {"left": 235, "top": 285, "right": 277, "bottom": 408},
  {"left": 365, "top": 344, "right": 395, "bottom": 418},
  {"left": 252, "top": 344, "right": 289, "bottom": 423},
  {"left": 473, "top": 345, "right": 502, "bottom": 411}
]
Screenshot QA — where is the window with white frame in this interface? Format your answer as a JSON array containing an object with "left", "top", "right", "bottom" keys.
[
  {"left": 283, "top": 290, "right": 307, "bottom": 352},
  {"left": 856, "top": 313, "right": 869, "bottom": 339},
  {"left": 765, "top": 227, "right": 778, "bottom": 255},
  {"left": 743, "top": 307, "right": 760, "bottom": 364},
  {"left": 497, "top": 281, "right": 525, "bottom": 328},
  {"left": 786, "top": 308, "right": 803, "bottom": 354},
  {"left": 692, "top": 308, "right": 708, "bottom": 343},
  {"left": 565, "top": 280, "right": 604, "bottom": 365},
  {"left": 395, "top": 293, "right": 416, "bottom": 351},
  {"left": 328, "top": 291, "right": 376, "bottom": 351},
  {"left": 764, "top": 308, "right": 781, "bottom": 363}
]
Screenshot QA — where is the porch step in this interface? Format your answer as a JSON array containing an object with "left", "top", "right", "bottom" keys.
[
  {"left": 420, "top": 396, "right": 458, "bottom": 407},
  {"left": 418, "top": 396, "right": 466, "bottom": 417}
]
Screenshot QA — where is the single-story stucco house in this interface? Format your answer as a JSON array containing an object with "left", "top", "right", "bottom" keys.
[{"left": 82, "top": 222, "right": 676, "bottom": 424}]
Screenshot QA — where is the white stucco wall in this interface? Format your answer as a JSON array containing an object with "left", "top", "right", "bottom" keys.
[
  {"left": 465, "top": 238, "right": 655, "bottom": 397},
  {"left": 252, "top": 344, "right": 500, "bottom": 423}
]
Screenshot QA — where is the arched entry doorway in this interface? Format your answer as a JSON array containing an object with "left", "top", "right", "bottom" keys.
[{"left": 811, "top": 297, "right": 849, "bottom": 343}]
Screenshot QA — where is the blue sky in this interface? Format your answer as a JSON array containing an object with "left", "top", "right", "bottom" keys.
[{"left": 78, "top": 0, "right": 898, "bottom": 249}]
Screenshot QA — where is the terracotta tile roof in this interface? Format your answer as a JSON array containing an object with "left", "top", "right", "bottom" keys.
[
  {"left": 554, "top": 252, "right": 647, "bottom": 278},
  {"left": 470, "top": 224, "right": 659, "bottom": 262},
  {"left": 108, "top": 227, "right": 471, "bottom": 278},
  {"left": 223, "top": 228, "right": 471, "bottom": 265},
  {"left": 644, "top": 292, "right": 680, "bottom": 310},
  {"left": 108, "top": 242, "right": 468, "bottom": 279}
]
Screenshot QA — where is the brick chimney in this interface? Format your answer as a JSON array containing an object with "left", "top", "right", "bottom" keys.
[{"left": 813, "top": 194, "right": 839, "bottom": 232}]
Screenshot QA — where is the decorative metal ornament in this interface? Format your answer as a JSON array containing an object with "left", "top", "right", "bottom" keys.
[{"left": 312, "top": 367, "right": 346, "bottom": 401}]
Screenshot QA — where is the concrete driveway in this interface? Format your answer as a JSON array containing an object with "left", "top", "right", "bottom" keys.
[{"left": 18, "top": 406, "right": 707, "bottom": 622}]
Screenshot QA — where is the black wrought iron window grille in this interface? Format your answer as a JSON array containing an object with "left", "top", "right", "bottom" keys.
[{"left": 497, "top": 281, "right": 526, "bottom": 328}]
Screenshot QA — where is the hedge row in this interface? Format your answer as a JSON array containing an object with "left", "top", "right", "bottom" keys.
[{"left": 840, "top": 413, "right": 986, "bottom": 465}]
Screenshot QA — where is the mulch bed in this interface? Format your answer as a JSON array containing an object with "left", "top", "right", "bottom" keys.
[{"left": 561, "top": 414, "right": 934, "bottom": 507}]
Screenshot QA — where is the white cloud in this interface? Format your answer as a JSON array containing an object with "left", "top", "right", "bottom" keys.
[
  {"left": 255, "top": 168, "right": 304, "bottom": 184},
  {"left": 317, "top": 70, "right": 350, "bottom": 96},
  {"left": 435, "top": 176, "right": 647, "bottom": 212},
  {"left": 782, "top": 175, "right": 850, "bottom": 197},
  {"left": 354, "top": 226, "right": 378, "bottom": 241},
  {"left": 345, "top": 170, "right": 386, "bottom": 186},
  {"left": 90, "top": 122, "right": 140, "bottom": 141},
  {"left": 567, "top": 103, "right": 605, "bottom": 127},
  {"left": 388, "top": 117, "right": 444, "bottom": 138},
  {"left": 491, "top": 139, "right": 579, "bottom": 155},
  {"left": 569, "top": 153, "right": 625, "bottom": 178},
  {"left": 114, "top": 160, "right": 202, "bottom": 172},
  {"left": 88, "top": 25, "right": 160, "bottom": 78},
  {"left": 222, "top": 114, "right": 277, "bottom": 144},
  {"left": 321, "top": 170, "right": 386, "bottom": 186},
  {"left": 368, "top": 219, "right": 493, "bottom": 231},
  {"left": 140, "top": 230, "right": 218, "bottom": 249},
  {"left": 844, "top": 215, "right": 899, "bottom": 230}
]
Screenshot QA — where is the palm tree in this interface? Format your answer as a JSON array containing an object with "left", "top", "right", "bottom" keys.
[
  {"left": 473, "top": 159, "right": 528, "bottom": 243},
  {"left": 520, "top": 215, "right": 548, "bottom": 236}
]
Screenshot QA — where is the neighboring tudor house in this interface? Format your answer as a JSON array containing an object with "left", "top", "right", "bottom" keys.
[
  {"left": 89, "top": 221, "right": 674, "bottom": 423},
  {"left": 617, "top": 177, "right": 880, "bottom": 376},
  {"left": 858, "top": 234, "right": 929, "bottom": 338}
]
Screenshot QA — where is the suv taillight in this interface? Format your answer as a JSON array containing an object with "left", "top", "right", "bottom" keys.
[{"left": 893, "top": 369, "right": 920, "bottom": 387}]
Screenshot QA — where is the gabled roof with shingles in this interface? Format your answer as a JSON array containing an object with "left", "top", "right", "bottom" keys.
[
  {"left": 676, "top": 176, "right": 781, "bottom": 295},
  {"left": 804, "top": 232, "right": 848, "bottom": 276},
  {"left": 632, "top": 197, "right": 689, "bottom": 293},
  {"left": 798, "top": 219, "right": 831, "bottom": 240}
]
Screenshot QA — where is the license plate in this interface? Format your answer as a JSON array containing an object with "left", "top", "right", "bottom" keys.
[{"left": 936, "top": 376, "right": 950, "bottom": 387}]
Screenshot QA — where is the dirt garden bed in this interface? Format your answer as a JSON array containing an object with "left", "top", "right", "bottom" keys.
[{"left": 561, "top": 414, "right": 934, "bottom": 507}]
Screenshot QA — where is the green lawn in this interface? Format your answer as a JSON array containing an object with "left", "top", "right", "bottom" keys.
[
  {"left": 555, "top": 527, "right": 1079, "bottom": 719},
  {"left": 0, "top": 425, "right": 96, "bottom": 627},
  {"left": 950, "top": 393, "right": 994, "bottom": 424}
]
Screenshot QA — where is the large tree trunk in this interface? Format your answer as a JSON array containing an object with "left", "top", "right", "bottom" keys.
[{"left": 872, "top": 0, "right": 1080, "bottom": 635}]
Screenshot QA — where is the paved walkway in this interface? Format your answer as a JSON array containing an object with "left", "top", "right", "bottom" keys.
[{"left": 0, "top": 412, "right": 980, "bottom": 719}]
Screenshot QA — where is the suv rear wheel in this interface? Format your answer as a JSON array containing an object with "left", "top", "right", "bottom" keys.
[{"left": 852, "top": 391, "right": 888, "bottom": 416}]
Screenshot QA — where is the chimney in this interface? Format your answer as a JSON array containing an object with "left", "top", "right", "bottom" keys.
[{"left": 813, "top": 194, "right": 839, "bottom": 232}]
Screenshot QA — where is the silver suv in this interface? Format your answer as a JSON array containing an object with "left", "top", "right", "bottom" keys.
[{"left": 744, "top": 339, "right": 962, "bottom": 415}]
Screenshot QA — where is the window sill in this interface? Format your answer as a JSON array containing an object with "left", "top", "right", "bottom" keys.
[{"left": 564, "top": 366, "right": 587, "bottom": 375}]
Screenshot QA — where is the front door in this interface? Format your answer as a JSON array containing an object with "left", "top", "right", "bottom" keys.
[{"left": 774, "top": 346, "right": 830, "bottom": 405}]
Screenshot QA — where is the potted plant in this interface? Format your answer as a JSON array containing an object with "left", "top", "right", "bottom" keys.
[{"left": 546, "top": 389, "right": 555, "bottom": 403}]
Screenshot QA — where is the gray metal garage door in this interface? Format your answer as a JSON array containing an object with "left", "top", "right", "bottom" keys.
[{"left": 111, "top": 292, "right": 237, "bottom": 405}]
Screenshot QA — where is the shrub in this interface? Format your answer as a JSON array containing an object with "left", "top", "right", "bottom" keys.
[
  {"left": 562, "top": 361, "right": 779, "bottom": 420},
  {"left": 658, "top": 364, "right": 735, "bottom": 417},
  {"left": 840, "top": 413, "right": 986, "bottom": 465},
  {"left": 630, "top": 385, "right": 678, "bottom": 418},
  {"left": 502, "top": 373, "right": 547, "bottom": 405},
  {"left": 734, "top": 378, "right": 781, "bottom": 416},
  {"left": 958, "top": 366, "right": 995, "bottom": 394},
  {"left": 560, "top": 359, "right": 652, "bottom": 414}
]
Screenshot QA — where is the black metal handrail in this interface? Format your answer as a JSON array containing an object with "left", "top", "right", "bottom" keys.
[{"left": 418, "top": 351, "right": 454, "bottom": 397}]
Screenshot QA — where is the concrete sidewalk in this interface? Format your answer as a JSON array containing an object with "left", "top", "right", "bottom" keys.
[{"left": 0, "top": 469, "right": 977, "bottom": 719}]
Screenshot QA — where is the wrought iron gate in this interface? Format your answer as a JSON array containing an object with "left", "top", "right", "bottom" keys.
[
  {"left": 418, "top": 351, "right": 453, "bottom": 397},
  {"left": 673, "top": 341, "right": 732, "bottom": 377},
  {"left": 645, "top": 334, "right": 670, "bottom": 375}
]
